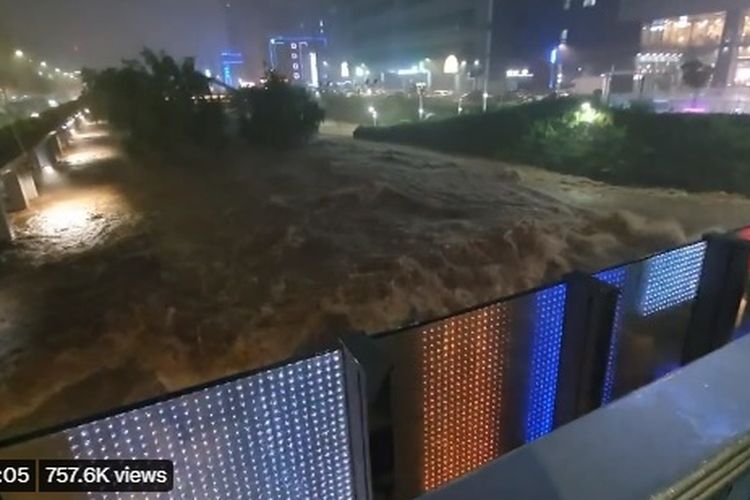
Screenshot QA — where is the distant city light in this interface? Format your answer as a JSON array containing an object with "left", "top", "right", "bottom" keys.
[
  {"left": 48, "top": 99, "right": 59, "bottom": 108},
  {"left": 355, "top": 65, "right": 365, "bottom": 78},
  {"left": 310, "top": 51, "right": 319, "bottom": 88},
  {"left": 396, "top": 66, "right": 421, "bottom": 76},
  {"left": 443, "top": 55, "right": 459, "bottom": 75},
  {"left": 576, "top": 101, "right": 602, "bottom": 124},
  {"left": 341, "top": 62, "right": 350, "bottom": 79},
  {"left": 40, "top": 61, "right": 47, "bottom": 67},
  {"left": 506, "top": 68, "right": 534, "bottom": 78},
  {"left": 55, "top": 68, "right": 61, "bottom": 73},
  {"left": 14, "top": 49, "right": 24, "bottom": 58},
  {"left": 29, "top": 112, "right": 40, "bottom": 118}
]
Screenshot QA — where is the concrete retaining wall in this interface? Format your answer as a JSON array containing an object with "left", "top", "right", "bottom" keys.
[{"left": 0, "top": 112, "right": 82, "bottom": 244}]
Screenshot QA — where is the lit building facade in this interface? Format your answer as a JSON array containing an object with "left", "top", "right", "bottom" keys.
[
  {"left": 329, "top": 0, "right": 492, "bottom": 90},
  {"left": 621, "top": 0, "right": 750, "bottom": 87}
]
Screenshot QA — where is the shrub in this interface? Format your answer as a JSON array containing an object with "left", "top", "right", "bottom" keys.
[
  {"left": 355, "top": 98, "right": 750, "bottom": 196},
  {"left": 234, "top": 72, "right": 324, "bottom": 149},
  {"left": 519, "top": 110, "right": 626, "bottom": 178}
]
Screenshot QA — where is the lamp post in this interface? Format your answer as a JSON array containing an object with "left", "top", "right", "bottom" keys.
[
  {"left": 368, "top": 106, "right": 378, "bottom": 127},
  {"left": 482, "top": 0, "right": 494, "bottom": 112},
  {"left": 557, "top": 44, "right": 565, "bottom": 91},
  {"left": 416, "top": 82, "right": 426, "bottom": 120}
]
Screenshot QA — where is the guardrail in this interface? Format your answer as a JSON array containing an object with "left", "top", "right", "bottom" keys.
[
  {"left": 369, "top": 233, "right": 750, "bottom": 498},
  {"left": 419, "top": 334, "right": 750, "bottom": 500},
  {"left": 0, "top": 162, "right": 748, "bottom": 497},
  {"left": 0, "top": 111, "right": 84, "bottom": 244}
]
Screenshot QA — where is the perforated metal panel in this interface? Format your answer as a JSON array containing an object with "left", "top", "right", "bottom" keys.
[
  {"left": 1, "top": 351, "right": 360, "bottom": 500},
  {"left": 421, "top": 303, "right": 511, "bottom": 492},
  {"left": 595, "top": 243, "right": 708, "bottom": 404},
  {"left": 525, "top": 284, "right": 568, "bottom": 442},
  {"left": 638, "top": 242, "right": 707, "bottom": 317}
]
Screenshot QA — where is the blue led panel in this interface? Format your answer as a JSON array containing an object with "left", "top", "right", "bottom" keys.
[
  {"left": 525, "top": 284, "right": 567, "bottom": 442},
  {"left": 594, "top": 267, "right": 628, "bottom": 404},
  {"left": 65, "top": 351, "right": 355, "bottom": 500},
  {"left": 638, "top": 242, "right": 707, "bottom": 317}
]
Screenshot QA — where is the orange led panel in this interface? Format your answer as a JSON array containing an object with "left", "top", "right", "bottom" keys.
[{"left": 421, "top": 303, "right": 510, "bottom": 491}]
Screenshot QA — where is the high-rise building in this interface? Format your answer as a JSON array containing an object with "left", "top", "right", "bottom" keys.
[
  {"left": 222, "top": 0, "right": 327, "bottom": 82},
  {"left": 621, "top": 0, "right": 750, "bottom": 87}
]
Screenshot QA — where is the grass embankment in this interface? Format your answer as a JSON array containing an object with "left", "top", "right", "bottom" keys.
[
  {"left": 0, "top": 101, "right": 79, "bottom": 166},
  {"left": 354, "top": 99, "right": 750, "bottom": 195}
]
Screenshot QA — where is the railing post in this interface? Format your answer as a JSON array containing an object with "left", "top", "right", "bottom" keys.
[
  {"left": 0, "top": 196, "right": 13, "bottom": 244},
  {"left": 28, "top": 145, "right": 45, "bottom": 189},
  {"left": 17, "top": 158, "right": 38, "bottom": 201},
  {"left": 682, "top": 234, "right": 750, "bottom": 364},
  {"left": 54, "top": 130, "right": 66, "bottom": 153},
  {"left": 554, "top": 272, "right": 619, "bottom": 428},
  {"left": 1, "top": 168, "right": 30, "bottom": 211},
  {"left": 340, "top": 334, "right": 380, "bottom": 500}
]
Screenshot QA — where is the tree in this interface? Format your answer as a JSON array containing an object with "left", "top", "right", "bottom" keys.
[
  {"left": 681, "top": 60, "right": 713, "bottom": 106},
  {"left": 83, "top": 49, "right": 226, "bottom": 153},
  {"left": 233, "top": 71, "right": 325, "bottom": 149}
]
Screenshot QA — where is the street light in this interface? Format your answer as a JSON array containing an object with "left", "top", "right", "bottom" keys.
[
  {"left": 444, "top": 55, "right": 460, "bottom": 96},
  {"left": 443, "top": 55, "right": 459, "bottom": 75},
  {"left": 368, "top": 106, "right": 378, "bottom": 127},
  {"left": 14, "top": 49, "right": 24, "bottom": 58},
  {"left": 40, "top": 61, "right": 47, "bottom": 68}
]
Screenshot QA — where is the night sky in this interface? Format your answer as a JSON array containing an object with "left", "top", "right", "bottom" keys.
[{"left": 0, "top": 0, "right": 317, "bottom": 77}]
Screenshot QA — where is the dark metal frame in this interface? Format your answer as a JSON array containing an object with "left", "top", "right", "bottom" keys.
[
  {"left": 682, "top": 234, "right": 750, "bottom": 364},
  {"left": 554, "top": 272, "right": 619, "bottom": 428}
]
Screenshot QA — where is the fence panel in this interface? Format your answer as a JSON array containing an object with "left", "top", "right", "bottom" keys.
[
  {"left": 375, "top": 283, "right": 567, "bottom": 498},
  {"left": 595, "top": 241, "right": 707, "bottom": 403},
  {"left": 0, "top": 350, "right": 368, "bottom": 500}
]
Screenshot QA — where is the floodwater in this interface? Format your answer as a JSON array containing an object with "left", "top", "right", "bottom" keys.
[{"left": 0, "top": 120, "right": 748, "bottom": 440}]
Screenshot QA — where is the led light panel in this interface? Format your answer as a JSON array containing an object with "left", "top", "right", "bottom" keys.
[
  {"left": 594, "top": 266, "right": 628, "bottom": 404},
  {"left": 421, "top": 303, "right": 510, "bottom": 492},
  {"left": 638, "top": 242, "right": 707, "bottom": 317},
  {"left": 525, "top": 284, "right": 567, "bottom": 442},
  {"left": 65, "top": 351, "right": 355, "bottom": 500}
]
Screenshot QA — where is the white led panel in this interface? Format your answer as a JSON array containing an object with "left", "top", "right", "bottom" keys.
[
  {"left": 65, "top": 351, "right": 355, "bottom": 500},
  {"left": 638, "top": 242, "right": 707, "bottom": 317}
]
